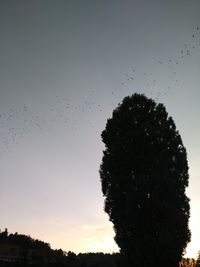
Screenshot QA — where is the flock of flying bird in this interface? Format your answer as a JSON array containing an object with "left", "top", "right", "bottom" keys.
[
  {"left": 0, "top": 25, "right": 199, "bottom": 155},
  {"left": 120, "top": 25, "right": 199, "bottom": 100}
]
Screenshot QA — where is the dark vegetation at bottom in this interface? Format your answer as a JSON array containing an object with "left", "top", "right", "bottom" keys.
[
  {"left": 0, "top": 253, "right": 118, "bottom": 267},
  {"left": 0, "top": 229, "right": 199, "bottom": 267},
  {"left": 0, "top": 229, "right": 118, "bottom": 267}
]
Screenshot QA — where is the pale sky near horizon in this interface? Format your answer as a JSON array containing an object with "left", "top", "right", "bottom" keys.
[{"left": 0, "top": 0, "right": 200, "bottom": 259}]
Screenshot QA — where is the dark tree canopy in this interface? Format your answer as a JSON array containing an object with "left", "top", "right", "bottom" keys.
[{"left": 100, "top": 94, "right": 190, "bottom": 267}]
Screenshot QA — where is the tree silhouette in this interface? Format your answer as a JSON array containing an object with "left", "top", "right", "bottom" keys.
[{"left": 100, "top": 93, "right": 190, "bottom": 267}]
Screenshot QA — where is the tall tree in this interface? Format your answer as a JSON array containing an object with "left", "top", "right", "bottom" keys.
[{"left": 100, "top": 94, "right": 190, "bottom": 267}]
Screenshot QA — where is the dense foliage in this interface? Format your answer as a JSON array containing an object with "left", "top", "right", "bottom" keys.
[{"left": 100, "top": 93, "right": 190, "bottom": 267}]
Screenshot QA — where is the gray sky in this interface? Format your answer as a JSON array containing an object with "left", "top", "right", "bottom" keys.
[{"left": 0, "top": 0, "right": 200, "bottom": 258}]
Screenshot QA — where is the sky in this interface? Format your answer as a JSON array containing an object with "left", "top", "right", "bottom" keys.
[{"left": 0, "top": 0, "right": 200, "bottom": 259}]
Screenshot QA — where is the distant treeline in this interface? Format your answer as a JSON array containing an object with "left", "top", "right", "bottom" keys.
[
  {"left": 0, "top": 229, "right": 118, "bottom": 267},
  {"left": 0, "top": 229, "right": 199, "bottom": 267}
]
